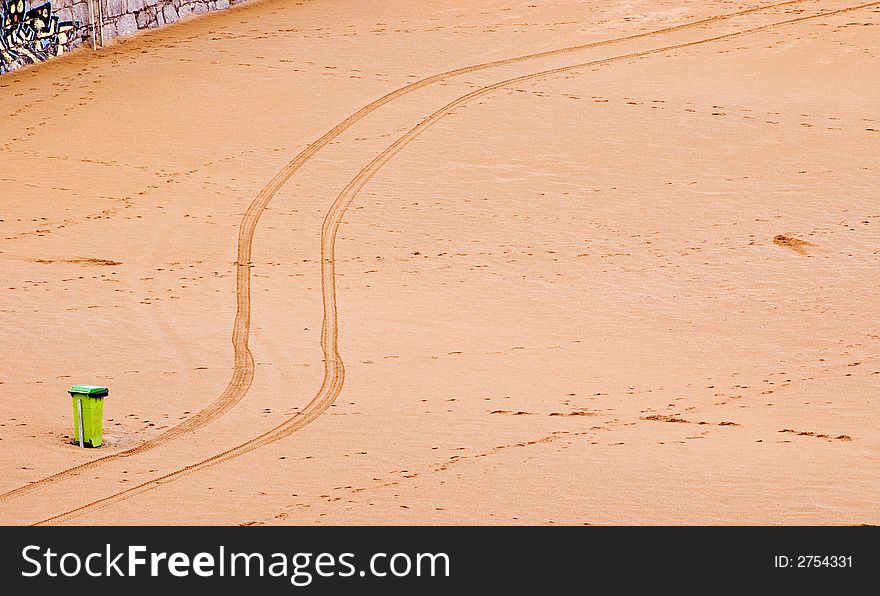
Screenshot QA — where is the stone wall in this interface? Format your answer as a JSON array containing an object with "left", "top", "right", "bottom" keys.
[
  {"left": 1, "top": 0, "right": 247, "bottom": 74},
  {"left": 56, "top": 0, "right": 247, "bottom": 45}
]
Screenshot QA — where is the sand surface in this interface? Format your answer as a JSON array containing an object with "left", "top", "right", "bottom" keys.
[{"left": 0, "top": 0, "right": 878, "bottom": 525}]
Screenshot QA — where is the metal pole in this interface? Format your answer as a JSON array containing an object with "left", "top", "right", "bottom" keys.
[
  {"left": 77, "top": 398, "right": 85, "bottom": 448},
  {"left": 87, "top": 0, "right": 97, "bottom": 50},
  {"left": 96, "top": 0, "right": 105, "bottom": 48}
]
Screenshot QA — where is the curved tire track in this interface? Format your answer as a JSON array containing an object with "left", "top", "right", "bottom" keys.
[
  {"left": 0, "top": 0, "right": 814, "bottom": 506},
  {"left": 34, "top": 0, "right": 879, "bottom": 525}
]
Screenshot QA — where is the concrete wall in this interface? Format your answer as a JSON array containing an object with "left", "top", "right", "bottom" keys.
[{"left": 1, "top": 0, "right": 247, "bottom": 74}]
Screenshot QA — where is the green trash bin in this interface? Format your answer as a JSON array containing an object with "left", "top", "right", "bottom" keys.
[{"left": 68, "top": 385, "right": 108, "bottom": 447}]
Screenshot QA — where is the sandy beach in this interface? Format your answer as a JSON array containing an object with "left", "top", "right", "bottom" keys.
[{"left": 0, "top": 0, "right": 878, "bottom": 525}]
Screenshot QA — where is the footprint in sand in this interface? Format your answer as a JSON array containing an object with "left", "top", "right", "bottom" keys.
[
  {"left": 779, "top": 429, "right": 853, "bottom": 441},
  {"left": 772, "top": 234, "right": 814, "bottom": 255},
  {"left": 33, "top": 258, "right": 122, "bottom": 266}
]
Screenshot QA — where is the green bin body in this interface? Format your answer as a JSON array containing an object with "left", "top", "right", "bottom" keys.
[{"left": 68, "top": 385, "right": 108, "bottom": 447}]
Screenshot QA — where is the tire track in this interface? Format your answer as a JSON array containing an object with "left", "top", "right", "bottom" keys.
[
  {"left": 1, "top": 0, "right": 815, "bottom": 506},
  {"left": 35, "top": 0, "right": 879, "bottom": 526}
]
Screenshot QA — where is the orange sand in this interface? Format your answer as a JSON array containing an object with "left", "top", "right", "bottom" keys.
[{"left": 0, "top": 0, "right": 878, "bottom": 525}]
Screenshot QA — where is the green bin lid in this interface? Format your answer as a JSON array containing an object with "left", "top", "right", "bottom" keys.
[{"left": 68, "top": 384, "right": 109, "bottom": 397}]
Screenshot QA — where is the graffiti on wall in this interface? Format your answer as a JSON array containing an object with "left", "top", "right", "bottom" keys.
[{"left": 1, "top": 1, "right": 78, "bottom": 73}]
